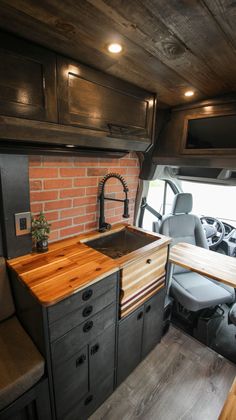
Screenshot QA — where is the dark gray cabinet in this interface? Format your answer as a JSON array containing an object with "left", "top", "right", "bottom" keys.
[
  {"left": 54, "top": 324, "right": 116, "bottom": 419},
  {"left": 49, "top": 273, "right": 118, "bottom": 419},
  {"left": 10, "top": 269, "right": 119, "bottom": 420},
  {"left": 117, "top": 287, "right": 166, "bottom": 386},
  {"left": 117, "top": 306, "right": 144, "bottom": 386},
  {"left": 142, "top": 288, "right": 166, "bottom": 358}
]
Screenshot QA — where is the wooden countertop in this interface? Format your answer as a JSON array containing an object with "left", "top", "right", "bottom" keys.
[
  {"left": 170, "top": 242, "right": 236, "bottom": 288},
  {"left": 7, "top": 224, "right": 170, "bottom": 306}
]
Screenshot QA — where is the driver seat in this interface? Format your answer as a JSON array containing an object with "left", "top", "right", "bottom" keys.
[{"left": 160, "top": 193, "right": 235, "bottom": 312}]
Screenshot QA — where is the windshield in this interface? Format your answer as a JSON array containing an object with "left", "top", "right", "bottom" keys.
[{"left": 181, "top": 181, "right": 236, "bottom": 227}]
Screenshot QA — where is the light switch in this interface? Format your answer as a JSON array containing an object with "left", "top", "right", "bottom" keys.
[{"left": 15, "top": 212, "right": 31, "bottom": 236}]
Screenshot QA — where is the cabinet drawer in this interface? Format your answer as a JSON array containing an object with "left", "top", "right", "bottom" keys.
[
  {"left": 49, "top": 286, "right": 116, "bottom": 341},
  {"left": 51, "top": 302, "right": 116, "bottom": 366},
  {"left": 54, "top": 345, "right": 89, "bottom": 419},
  {"left": 121, "top": 246, "right": 167, "bottom": 304},
  {"left": 61, "top": 374, "right": 114, "bottom": 420},
  {"left": 47, "top": 271, "right": 118, "bottom": 324}
]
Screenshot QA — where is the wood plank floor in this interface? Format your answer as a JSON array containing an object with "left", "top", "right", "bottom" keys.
[{"left": 90, "top": 326, "right": 236, "bottom": 420}]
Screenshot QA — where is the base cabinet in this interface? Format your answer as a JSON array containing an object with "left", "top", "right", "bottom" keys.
[
  {"left": 117, "top": 287, "right": 166, "bottom": 386},
  {"left": 10, "top": 264, "right": 167, "bottom": 419},
  {"left": 48, "top": 273, "right": 118, "bottom": 420},
  {"left": 142, "top": 288, "right": 166, "bottom": 358},
  {"left": 53, "top": 324, "right": 116, "bottom": 419}
]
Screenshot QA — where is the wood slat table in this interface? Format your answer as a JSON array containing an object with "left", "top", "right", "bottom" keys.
[{"left": 169, "top": 242, "right": 236, "bottom": 288}]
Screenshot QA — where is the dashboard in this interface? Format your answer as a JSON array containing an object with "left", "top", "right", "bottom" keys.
[{"left": 202, "top": 217, "right": 236, "bottom": 257}]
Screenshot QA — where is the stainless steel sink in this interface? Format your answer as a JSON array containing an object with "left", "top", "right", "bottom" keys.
[{"left": 86, "top": 228, "right": 157, "bottom": 259}]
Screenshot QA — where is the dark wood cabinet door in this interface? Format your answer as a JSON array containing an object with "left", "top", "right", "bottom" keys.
[
  {"left": 57, "top": 57, "right": 155, "bottom": 149},
  {"left": 0, "top": 31, "right": 57, "bottom": 122},
  {"left": 141, "top": 287, "right": 166, "bottom": 359},
  {"left": 53, "top": 345, "right": 89, "bottom": 419},
  {"left": 117, "top": 305, "right": 144, "bottom": 386},
  {"left": 89, "top": 324, "right": 116, "bottom": 386},
  {"left": 62, "top": 374, "right": 114, "bottom": 420}
]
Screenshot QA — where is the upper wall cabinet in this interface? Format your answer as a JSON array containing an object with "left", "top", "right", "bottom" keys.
[
  {"left": 57, "top": 57, "right": 155, "bottom": 150},
  {"left": 152, "top": 97, "right": 236, "bottom": 169},
  {"left": 0, "top": 31, "right": 57, "bottom": 122},
  {"left": 0, "top": 31, "right": 156, "bottom": 153}
]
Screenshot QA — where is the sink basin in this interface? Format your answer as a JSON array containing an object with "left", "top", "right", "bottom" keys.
[{"left": 86, "top": 228, "right": 158, "bottom": 259}]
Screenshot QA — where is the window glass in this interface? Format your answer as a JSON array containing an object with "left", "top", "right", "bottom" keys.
[
  {"left": 142, "top": 180, "right": 175, "bottom": 231},
  {"left": 181, "top": 181, "right": 236, "bottom": 227}
]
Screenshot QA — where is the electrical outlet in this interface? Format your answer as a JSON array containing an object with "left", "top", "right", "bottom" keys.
[{"left": 15, "top": 212, "right": 31, "bottom": 236}]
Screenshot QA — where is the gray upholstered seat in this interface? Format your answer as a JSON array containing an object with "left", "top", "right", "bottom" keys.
[
  {"left": 0, "top": 257, "right": 44, "bottom": 410},
  {"left": 229, "top": 303, "right": 236, "bottom": 325},
  {"left": 0, "top": 316, "right": 44, "bottom": 410},
  {"left": 160, "top": 193, "right": 235, "bottom": 311}
]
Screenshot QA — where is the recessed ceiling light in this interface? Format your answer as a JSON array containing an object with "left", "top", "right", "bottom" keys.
[
  {"left": 65, "top": 144, "right": 76, "bottom": 148},
  {"left": 184, "top": 90, "right": 194, "bottom": 97},
  {"left": 108, "top": 43, "right": 123, "bottom": 54}
]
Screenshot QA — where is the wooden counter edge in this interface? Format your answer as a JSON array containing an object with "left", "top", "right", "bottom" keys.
[
  {"left": 219, "top": 376, "right": 236, "bottom": 420},
  {"left": 34, "top": 266, "right": 120, "bottom": 306}
]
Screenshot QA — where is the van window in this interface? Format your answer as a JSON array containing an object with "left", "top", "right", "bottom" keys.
[
  {"left": 181, "top": 180, "right": 236, "bottom": 227},
  {"left": 142, "top": 180, "right": 175, "bottom": 231}
]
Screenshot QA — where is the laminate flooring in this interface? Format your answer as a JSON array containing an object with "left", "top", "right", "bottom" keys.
[{"left": 90, "top": 326, "right": 236, "bottom": 420}]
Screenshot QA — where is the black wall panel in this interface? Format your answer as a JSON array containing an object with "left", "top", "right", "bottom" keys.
[{"left": 0, "top": 155, "right": 32, "bottom": 258}]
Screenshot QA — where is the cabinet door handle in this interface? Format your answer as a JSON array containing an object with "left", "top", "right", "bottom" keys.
[
  {"left": 137, "top": 311, "right": 143, "bottom": 320},
  {"left": 90, "top": 343, "right": 100, "bottom": 355},
  {"left": 82, "top": 305, "right": 93, "bottom": 317},
  {"left": 83, "top": 320, "right": 93, "bottom": 333},
  {"left": 146, "top": 304, "right": 151, "bottom": 313},
  {"left": 82, "top": 289, "right": 93, "bottom": 301},
  {"left": 84, "top": 395, "right": 93, "bottom": 406},
  {"left": 146, "top": 259, "right": 152, "bottom": 264},
  {"left": 76, "top": 354, "right": 86, "bottom": 367}
]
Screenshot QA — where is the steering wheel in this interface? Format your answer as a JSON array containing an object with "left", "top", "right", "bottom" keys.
[{"left": 200, "top": 216, "right": 225, "bottom": 249}]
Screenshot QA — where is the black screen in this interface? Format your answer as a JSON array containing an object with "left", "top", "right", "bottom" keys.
[{"left": 186, "top": 114, "right": 236, "bottom": 149}]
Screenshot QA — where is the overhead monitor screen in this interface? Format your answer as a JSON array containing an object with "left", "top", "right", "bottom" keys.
[{"left": 186, "top": 114, "right": 236, "bottom": 149}]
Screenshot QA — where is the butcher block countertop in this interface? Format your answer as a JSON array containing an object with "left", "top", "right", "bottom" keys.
[
  {"left": 170, "top": 242, "right": 236, "bottom": 288},
  {"left": 7, "top": 224, "right": 170, "bottom": 306}
]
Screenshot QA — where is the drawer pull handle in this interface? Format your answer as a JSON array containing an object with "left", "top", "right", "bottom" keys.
[
  {"left": 137, "top": 311, "right": 143, "bottom": 320},
  {"left": 76, "top": 354, "right": 86, "bottom": 367},
  {"left": 83, "top": 320, "right": 93, "bottom": 333},
  {"left": 84, "top": 395, "right": 93, "bottom": 406},
  {"left": 82, "top": 305, "right": 93, "bottom": 317},
  {"left": 90, "top": 343, "right": 100, "bottom": 355},
  {"left": 146, "top": 305, "right": 151, "bottom": 313},
  {"left": 82, "top": 289, "right": 93, "bottom": 301},
  {"left": 146, "top": 259, "right": 152, "bottom": 264}
]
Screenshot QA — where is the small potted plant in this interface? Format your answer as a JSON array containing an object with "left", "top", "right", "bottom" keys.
[{"left": 31, "top": 212, "right": 51, "bottom": 253}]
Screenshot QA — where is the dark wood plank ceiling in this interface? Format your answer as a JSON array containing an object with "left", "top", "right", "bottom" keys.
[{"left": 0, "top": 0, "right": 235, "bottom": 107}]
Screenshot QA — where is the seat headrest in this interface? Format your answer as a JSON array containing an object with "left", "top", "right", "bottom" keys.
[{"left": 172, "top": 193, "right": 193, "bottom": 214}]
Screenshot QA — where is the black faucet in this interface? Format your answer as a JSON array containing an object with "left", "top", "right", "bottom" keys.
[{"left": 98, "top": 173, "right": 129, "bottom": 232}]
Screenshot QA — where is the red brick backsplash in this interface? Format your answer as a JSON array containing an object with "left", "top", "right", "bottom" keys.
[{"left": 29, "top": 153, "right": 140, "bottom": 242}]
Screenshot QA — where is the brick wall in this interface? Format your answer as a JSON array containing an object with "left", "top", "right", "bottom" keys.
[{"left": 29, "top": 152, "right": 140, "bottom": 242}]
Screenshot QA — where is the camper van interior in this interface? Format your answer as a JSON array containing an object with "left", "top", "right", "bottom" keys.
[{"left": 0, "top": 1, "right": 236, "bottom": 419}]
